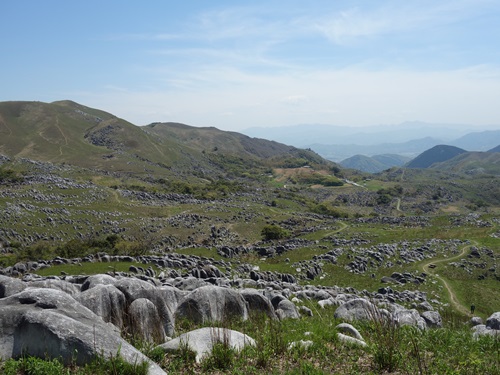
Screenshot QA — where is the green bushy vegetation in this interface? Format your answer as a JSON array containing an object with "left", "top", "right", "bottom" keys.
[
  {"left": 261, "top": 224, "right": 290, "bottom": 240},
  {"left": 0, "top": 167, "right": 23, "bottom": 184}
]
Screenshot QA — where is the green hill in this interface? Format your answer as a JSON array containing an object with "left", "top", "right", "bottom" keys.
[
  {"left": 0, "top": 101, "right": 336, "bottom": 180},
  {"left": 406, "top": 145, "right": 467, "bottom": 168},
  {"left": 340, "top": 154, "right": 386, "bottom": 173},
  {"left": 431, "top": 151, "right": 500, "bottom": 175},
  {"left": 341, "top": 154, "right": 411, "bottom": 173},
  {"left": 488, "top": 144, "right": 500, "bottom": 153}
]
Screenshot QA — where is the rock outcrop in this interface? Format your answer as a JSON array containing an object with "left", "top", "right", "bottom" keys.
[
  {"left": 156, "top": 327, "right": 256, "bottom": 363},
  {"left": 0, "top": 287, "right": 166, "bottom": 375}
]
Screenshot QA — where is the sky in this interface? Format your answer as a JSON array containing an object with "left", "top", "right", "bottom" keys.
[{"left": 2, "top": 0, "right": 500, "bottom": 131}]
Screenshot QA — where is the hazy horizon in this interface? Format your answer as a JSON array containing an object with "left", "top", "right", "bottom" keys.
[{"left": 2, "top": 1, "right": 500, "bottom": 131}]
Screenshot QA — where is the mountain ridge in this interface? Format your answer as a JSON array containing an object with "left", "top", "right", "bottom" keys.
[{"left": 0, "top": 100, "right": 336, "bottom": 180}]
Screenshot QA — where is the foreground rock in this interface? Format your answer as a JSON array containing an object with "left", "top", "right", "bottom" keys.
[
  {"left": 175, "top": 285, "right": 249, "bottom": 323},
  {"left": 473, "top": 311, "right": 500, "bottom": 338},
  {"left": 0, "top": 288, "right": 166, "bottom": 375},
  {"left": 156, "top": 327, "right": 256, "bottom": 363},
  {"left": 333, "top": 297, "right": 441, "bottom": 329},
  {"left": 336, "top": 323, "right": 367, "bottom": 347}
]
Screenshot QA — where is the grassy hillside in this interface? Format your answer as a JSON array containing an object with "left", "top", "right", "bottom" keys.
[
  {"left": 0, "top": 101, "right": 184, "bottom": 176},
  {"left": 0, "top": 101, "right": 338, "bottom": 183},
  {"left": 340, "top": 154, "right": 410, "bottom": 173},
  {"left": 432, "top": 151, "right": 500, "bottom": 175},
  {"left": 0, "top": 99, "right": 499, "bottom": 330},
  {"left": 406, "top": 145, "right": 467, "bottom": 168}
]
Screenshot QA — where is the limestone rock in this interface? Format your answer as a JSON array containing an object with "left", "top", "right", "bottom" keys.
[
  {"left": 28, "top": 279, "right": 80, "bottom": 297},
  {"left": 337, "top": 333, "right": 367, "bottom": 347},
  {"left": 486, "top": 312, "right": 500, "bottom": 330},
  {"left": 0, "top": 275, "right": 26, "bottom": 298},
  {"left": 0, "top": 288, "right": 165, "bottom": 375},
  {"left": 81, "top": 274, "right": 117, "bottom": 291},
  {"left": 115, "top": 277, "right": 179, "bottom": 337},
  {"left": 276, "top": 299, "right": 300, "bottom": 320},
  {"left": 472, "top": 324, "right": 500, "bottom": 339},
  {"left": 336, "top": 323, "right": 364, "bottom": 341},
  {"left": 76, "top": 284, "right": 126, "bottom": 329},
  {"left": 421, "top": 310, "right": 442, "bottom": 328},
  {"left": 393, "top": 308, "right": 427, "bottom": 329},
  {"left": 240, "top": 288, "right": 277, "bottom": 319},
  {"left": 470, "top": 316, "right": 483, "bottom": 326},
  {"left": 334, "top": 298, "right": 380, "bottom": 322},
  {"left": 288, "top": 340, "right": 313, "bottom": 350},
  {"left": 175, "top": 285, "right": 249, "bottom": 324},
  {"left": 156, "top": 327, "right": 255, "bottom": 363},
  {"left": 129, "top": 298, "right": 165, "bottom": 344}
]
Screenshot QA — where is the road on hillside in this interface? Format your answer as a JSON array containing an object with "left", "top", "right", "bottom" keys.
[{"left": 421, "top": 243, "right": 476, "bottom": 316}]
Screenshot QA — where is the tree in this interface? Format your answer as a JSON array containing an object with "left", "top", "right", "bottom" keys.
[{"left": 261, "top": 225, "right": 289, "bottom": 240}]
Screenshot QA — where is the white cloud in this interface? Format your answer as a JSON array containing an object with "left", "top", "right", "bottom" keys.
[
  {"left": 310, "top": 0, "right": 499, "bottom": 45},
  {"left": 67, "top": 64, "right": 500, "bottom": 130},
  {"left": 281, "top": 95, "right": 308, "bottom": 106}
]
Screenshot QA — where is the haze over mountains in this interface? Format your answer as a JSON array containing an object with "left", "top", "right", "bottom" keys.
[
  {"left": 1, "top": 100, "right": 499, "bottom": 177},
  {"left": 242, "top": 122, "right": 500, "bottom": 162}
]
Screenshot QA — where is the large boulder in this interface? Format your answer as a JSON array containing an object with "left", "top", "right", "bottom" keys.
[
  {"left": 81, "top": 274, "right": 117, "bottom": 291},
  {"left": 128, "top": 298, "right": 165, "bottom": 344},
  {"left": 486, "top": 312, "right": 500, "bottom": 330},
  {"left": 76, "top": 284, "right": 126, "bottom": 329},
  {"left": 156, "top": 327, "right": 255, "bottom": 363},
  {"left": 240, "top": 288, "right": 277, "bottom": 319},
  {"left": 472, "top": 324, "right": 500, "bottom": 339},
  {"left": 27, "top": 279, "right": 80, "bottom": 297},
  {"left": 114, "top": 277, "right": 156, "bottom": 301},
  {"left": 0, "top": 288, "right": 166, "bottom": 375},
  {"left": 393, "top": 308, "right": 427, "bottom": 329},
  {"left": 421, "top": 310, "right": 442, "bottom": 328},
  {"left": 334, "top": 298, "right": 380, "bottom": 322},
  {"left": 175, "top": 285, "right": 249, "bottom": 324},
  {"left": 0, "top": 275, "right": 26, "bottom": 298},
  {"left": 115, "top": 278, "right": 180, "bottom": 337},
  {"left": 275, "top": 299, "right": 300, "bottom": 320}
]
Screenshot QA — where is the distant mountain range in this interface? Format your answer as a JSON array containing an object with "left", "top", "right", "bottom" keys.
[
  {"left": 242, "top": 123, "right": 500, "bottom": 162},
  {"left": 340, "top": 154, "right": 411, "bottom": 173},
  {"left": 404, "top": 144, "right": 500, "bottom": 174},
  {"left": 341, "top": 143, "right": 500, "bottom": 174}
]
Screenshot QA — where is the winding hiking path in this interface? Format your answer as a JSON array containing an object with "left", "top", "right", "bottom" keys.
[
  {"left": 322, "top": 221, "right": 349, "bottom": 238},
  {"left": 395, "top": 197, "right": 402, "bottom": 212},
  {"left": 421, "top": 242, "right": 476, "bottom": 315}
]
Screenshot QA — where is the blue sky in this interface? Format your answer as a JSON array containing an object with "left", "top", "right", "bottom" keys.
[{"left": 2, "top": 0, "right": 500, "bottom": 130}]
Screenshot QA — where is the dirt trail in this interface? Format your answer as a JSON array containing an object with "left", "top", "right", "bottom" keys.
[
  {"left": 395, "top": 198, "right": 402, "bottom": 212},
  {"left": 422, "top": 243, "right": 475, "bottom": 316},
  {"left": 322, "top": 221, "right": 348, "bottom": 238}
]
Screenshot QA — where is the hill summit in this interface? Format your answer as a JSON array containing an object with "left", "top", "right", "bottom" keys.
[
  {"left": 0, "top": 100, "right": 335, "bottom": 179},
  {"left": 406, "top": 145, "right": 467, "bottom": 168}
]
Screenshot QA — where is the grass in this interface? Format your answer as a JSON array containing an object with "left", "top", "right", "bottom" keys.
[
  {"left": 2, "top": 311, "right": 499, "bottom": 374},
  {"left": 0, "top": 352, "right": 149, "bottom": 375}
]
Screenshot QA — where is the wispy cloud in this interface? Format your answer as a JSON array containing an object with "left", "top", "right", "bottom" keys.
[
  {"left": 66, "top": 1, "right": 500, "bottom": 129},
  {"left": 308, "top": 0, "right": 500, "bottom": 45}
]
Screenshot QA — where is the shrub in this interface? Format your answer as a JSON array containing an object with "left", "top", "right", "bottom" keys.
[{"left": 261, "top": 224, "right": 289, "bottom": 240}]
